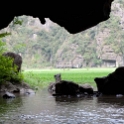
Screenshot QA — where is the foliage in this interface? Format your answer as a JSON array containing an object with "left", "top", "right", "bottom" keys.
[
  {"left": 13, "top": 17, "right": 23, "bottom": 25},
  {"left": 104, "top": 3, "right": 124, "bottom": 65},
  {"left": 0, "top": 40, "right": 23, "bottom": 83},
  {"left": 0, "top": 32, "right": 11, "bottom": 38}
]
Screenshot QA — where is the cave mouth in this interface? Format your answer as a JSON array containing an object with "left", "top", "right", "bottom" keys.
[{"left": 0, "top": 0, "right": 114, "bottom": 34}]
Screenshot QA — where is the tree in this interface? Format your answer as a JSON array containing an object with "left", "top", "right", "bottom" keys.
[{"left": 104, "top": 11, "right": 124, "bottom": 65}]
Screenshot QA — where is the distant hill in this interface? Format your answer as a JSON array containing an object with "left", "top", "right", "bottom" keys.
[{"left": 0, "top": 0, "right": 124, "bottom": 69}]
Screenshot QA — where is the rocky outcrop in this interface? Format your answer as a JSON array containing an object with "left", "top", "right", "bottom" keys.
[
  {"left": 94, "top": 66, "right": 124, "bottom": 95},
  {"left": 48, "top": 74, "right": 94, "bottom": 96},
  {"left": 2, "top": 52, "right": 22, "bottom": 73},
  {"left": 0, "top": 81, "right": 35, "bottom": 98},
  {"left": 3, "top": 91, "right": 16, "bottom": 99},
  {"left": 48, "top": 80, "right": 94, "bottom": 96}
]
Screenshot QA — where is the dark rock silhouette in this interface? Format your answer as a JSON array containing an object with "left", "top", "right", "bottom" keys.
[
  {"left": 94, "top": 66, "right": 124, "bottom": 95},
  {"left": 55, "top": 80, "right": 80, "bottom": 96},
  {"left": 3, "top": 52, "right": 22, "bottom": 73},
  {"left": 79, "top": 83, "right": 94, "bottom": 95},
  {"left": 48, "top": 73, "right": 94, "bottom": 96}
]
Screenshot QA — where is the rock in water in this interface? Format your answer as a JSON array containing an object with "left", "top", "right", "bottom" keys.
[{"left": 3, "top": 91, "right": 16, "bottom": 99}]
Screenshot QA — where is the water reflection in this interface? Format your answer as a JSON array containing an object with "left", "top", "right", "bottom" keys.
[
  {"left": 0, "top": 88, "right": 124, "bottom": 124},
  {"left": 97, "top": 95, "right": 124, "bottom": 106}
]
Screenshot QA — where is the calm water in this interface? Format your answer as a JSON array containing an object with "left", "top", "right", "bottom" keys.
[{"left": 0, "top": 89, "right": 124, "bottom": 124}]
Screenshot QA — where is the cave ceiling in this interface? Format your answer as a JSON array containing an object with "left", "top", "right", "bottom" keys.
[{"left": 1, "top": 0, "right": 114, "bottom": 34}]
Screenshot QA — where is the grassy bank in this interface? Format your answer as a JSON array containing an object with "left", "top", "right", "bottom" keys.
[{"left": 22, "top": 68, "right": 115, "bottom": 89}]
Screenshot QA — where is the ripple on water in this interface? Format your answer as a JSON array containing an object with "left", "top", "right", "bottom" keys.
[{"left": 1, "top": 90, "right": 124, "bottom": 124}]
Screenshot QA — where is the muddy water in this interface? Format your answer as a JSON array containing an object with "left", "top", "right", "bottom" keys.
[{"left": 0, "top": 89, "right": 124, "bottom": 124}]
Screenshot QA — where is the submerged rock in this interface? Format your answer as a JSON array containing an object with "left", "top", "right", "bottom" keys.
[
  {"left": 48, "top": 73, "right": 94, "bottom": 97},
  {"left": 3, "top": 91, "right": 16, "bottom": 99},
  {"left": 0, "top": 81, "right": 35, "bottom": 98},
  {"left": 48, "top": 80, "right": 94, "bottom": 97}
]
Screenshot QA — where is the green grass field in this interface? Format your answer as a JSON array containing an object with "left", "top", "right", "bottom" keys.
[{"left": 22, "top": 68, "right": 116, "bottom": 89}]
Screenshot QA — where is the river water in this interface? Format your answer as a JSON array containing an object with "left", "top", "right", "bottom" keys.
[{"left": 0, "top": 88, "right": 124, "bottom": 124}]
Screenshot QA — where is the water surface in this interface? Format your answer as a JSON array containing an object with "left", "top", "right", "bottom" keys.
[{"left": 0, "top": 89, "right": 124, "bottom": 124}]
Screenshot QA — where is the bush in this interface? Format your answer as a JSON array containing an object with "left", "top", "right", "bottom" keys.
[{"left": 0, "top": 40, "right": 23, "bottom": 83}]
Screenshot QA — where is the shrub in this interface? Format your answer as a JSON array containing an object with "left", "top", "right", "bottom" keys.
[{"left": 0, "top": 40, "right": 23, "bottom": 83}]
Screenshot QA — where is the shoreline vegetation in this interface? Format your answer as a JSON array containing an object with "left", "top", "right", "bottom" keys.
[{"left": 22, "top": 68, "right": 116, "bottom": 90}]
